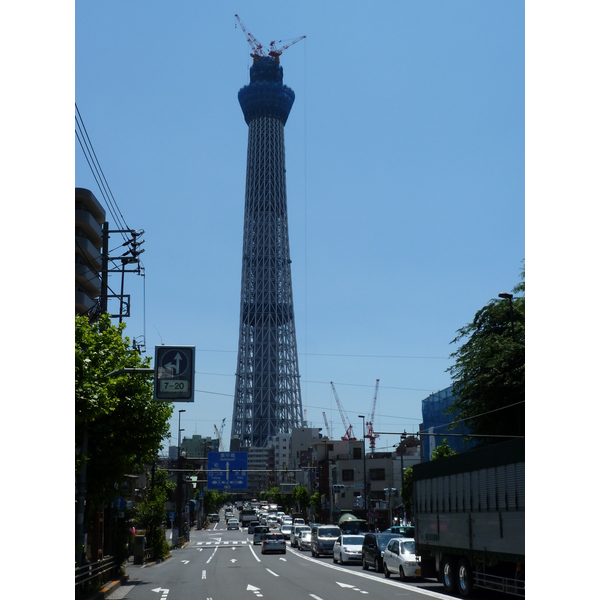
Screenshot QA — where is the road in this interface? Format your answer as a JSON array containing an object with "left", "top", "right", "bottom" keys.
[{"left": 112, "top": 514, "right": 511, "bottom": 600}]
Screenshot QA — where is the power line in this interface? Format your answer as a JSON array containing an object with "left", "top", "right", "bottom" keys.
[{"left": 75, "top": 103, "right": 130, "bottom": 238}]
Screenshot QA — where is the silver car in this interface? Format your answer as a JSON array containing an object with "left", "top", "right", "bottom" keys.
[
  {"left": 383, "top": 538, "right": 421, "bottom": 580},
  {"left": 299, "top": 530, "right": 312, "bottom": 551},
  {"left": 291, "top": 525, "right": 310, "bottom": 548},
  {"left": 261, "top": 532, "right": 286, "bottom": 555}
]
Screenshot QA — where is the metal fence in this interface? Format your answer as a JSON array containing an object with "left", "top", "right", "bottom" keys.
[{"left": 75, "top": 556, "right": 121, "bottom": 598}]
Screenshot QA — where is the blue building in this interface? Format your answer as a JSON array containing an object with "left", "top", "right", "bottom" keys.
[{"left": 420, "top": 386, "right": 475, "bottom": 461}]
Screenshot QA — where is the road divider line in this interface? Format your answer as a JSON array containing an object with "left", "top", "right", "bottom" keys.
[{"left": 287, "top": 547, "right": 452, "bottom": 600}]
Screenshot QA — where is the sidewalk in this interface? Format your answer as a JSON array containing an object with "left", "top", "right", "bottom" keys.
[{"left": 86, "top": 539, "right": 192, "bottom": 600}]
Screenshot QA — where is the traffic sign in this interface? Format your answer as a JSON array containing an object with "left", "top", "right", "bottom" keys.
[
  {"left": 207, "top": 452, "right": 248, "bottom": 491},
  {"left": 154, "top": 345, "right": 195, "bottom": 402}
]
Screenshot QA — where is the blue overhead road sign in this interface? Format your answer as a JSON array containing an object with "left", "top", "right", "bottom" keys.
[{"left": 207, "top": 452, "right": 248, "bottom": 491}]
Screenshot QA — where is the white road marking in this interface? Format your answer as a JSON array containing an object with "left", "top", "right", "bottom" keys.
[
  {"left": 202, "top": 570, "right": 206, "bottom": 579},
  {"left": 206, "top": 546, "right": 218, "bottom": 564},
  {"left": 265, "top": 568, "right": 279, "bottom": 577},
  {"left": 248, "top": 543, "right": 261, "bottom": 562},
  {"left": 287, "top": 547, "right": 456, "bottom": 600}
]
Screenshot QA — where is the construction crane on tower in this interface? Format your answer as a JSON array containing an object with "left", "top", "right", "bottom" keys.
[
  {"left": 365, "top": 379, "right": 380, "bottom": 451},
  {"left": 330, "top": 382, "right": 357, "bottom": 441},
  {"left": 322, "top": 412, "right": 331, "bottom": 438},
  {"left": 214, "top": 418, "right": 226, "bottom": 452},
  {"left": 235, "top": 14, "right": 306, "bottom": 63}
]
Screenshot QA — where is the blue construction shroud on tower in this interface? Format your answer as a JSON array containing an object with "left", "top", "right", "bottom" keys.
[{"left": 231, "top": 56, "right": 303, "bottom": 449}]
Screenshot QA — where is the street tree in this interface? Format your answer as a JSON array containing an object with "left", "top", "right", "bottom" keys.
[
  {"left": 75, "top": 314, "right": 172, "bottom": 556},
  {"left": 292, "top": 485, "right": 310, "bottom": 517},
  {"left": 447, "top": 268, "right": 525, "bottom": 442},
  {"left": 430, "top": 438, "right": 457, "bottom": 460},
  {"left": 136, "top": 468, "right": 175, "bottom": 560}
]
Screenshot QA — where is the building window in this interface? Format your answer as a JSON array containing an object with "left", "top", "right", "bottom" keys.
[
  {"left": 342, "top": 469, "right": 354, "bottom": 482},
  {"left": 353, "top": 447, "right": 362, "bottom": 460},
  {"left": 369, "top": 468, "right": 386, "bottom": 481}
]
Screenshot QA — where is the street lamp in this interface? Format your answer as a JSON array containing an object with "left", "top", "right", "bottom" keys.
[
  {"left": 498, "top": 292, "right": 515, "bottom": 340},
  {"left": 358, "top": 414, "right": 368, "bottom": 525},
  {"left": 178, "top": 409, "right": 186, "bottom": 456},
  {"left": 384, "top": 488, "right": 396, "bottom": 528},
  {"left": 176, "top": 409, "right": 186, "bottom": 542}
]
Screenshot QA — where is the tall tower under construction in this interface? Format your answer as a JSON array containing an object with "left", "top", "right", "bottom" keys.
[{"left": 230, "top": 52, "right": 303, "bottom": 449}]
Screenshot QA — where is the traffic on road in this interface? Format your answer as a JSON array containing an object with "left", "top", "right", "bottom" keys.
[{"left": 117, "top": 504, "right": 512, "bottom": 600}]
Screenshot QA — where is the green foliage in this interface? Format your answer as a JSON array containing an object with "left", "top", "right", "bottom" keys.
[
  {"left": 402, "top": 467, "right": 413, "bottom": 520},
  {"left": 431, "top": 438, "right": 457, "bottom": 460},
  {"left": 200, "top": 490, "right": 230, "bottom": 515},
  {"left": 309, "top": 492, "right": 322, "bottom": 518},
  {"left": 135, "top": 468, "right": 174, "bottom": 560},
  {"left": 75, "top": 314, "right": 173, "bottom": 510},
  {"left": 292, "top": 485, "right": 310, "bottom": 513},
  {"left": 447, "top": 268, "right": 525, "bottom": 442}
]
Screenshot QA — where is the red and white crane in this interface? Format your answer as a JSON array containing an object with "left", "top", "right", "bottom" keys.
[
  {"left": 365, "top": 379, "right": 380, "bottom": 451},
  {"left": 235, "top": 14, "right": 305, "bottom": 63},
  {"left": 330, "top": 382, "right": 357, "bottom": 441}
]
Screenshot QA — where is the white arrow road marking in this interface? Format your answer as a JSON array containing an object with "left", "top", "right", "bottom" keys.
[
  {"left": 266, "top": 569, "right": 279, "bottom": 577},
  {"left": 247, "top": 584, "right": 263, "bottom": 597},
  {"left": 336, "top": 582, "right": 368, "bottom": 593},
  {"left": 279, "top": 557, "right": 287, "bottom": 561},
  {"left": 151, "top": 588, "right": 169, "bottom": 594},
  {"left": 231, "top": 559, "right": 237, "bottom": 563},
  {"left": 181, "top": 560, "right": 190, "bottom": 564}
]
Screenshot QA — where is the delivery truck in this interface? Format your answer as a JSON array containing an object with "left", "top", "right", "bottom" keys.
[{"left": 412, "top": 438, "right": 524, "bottom": 597}]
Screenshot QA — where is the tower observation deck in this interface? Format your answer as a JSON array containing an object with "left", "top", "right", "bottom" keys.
[{"left": 231, "top": 56, "right": 303, "bottom": 448}]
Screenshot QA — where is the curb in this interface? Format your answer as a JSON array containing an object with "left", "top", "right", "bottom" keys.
[{"left": 86, "top": 574, "right": 129, "bottom": 600}]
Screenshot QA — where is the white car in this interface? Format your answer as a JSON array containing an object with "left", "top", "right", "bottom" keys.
[
  {"left": 299, "top": 530, "right": 312, "bottom": 551},
  {"left": 226, "top": 518, "right": 239, "bottom": 530},
  {"left": 333, "top": 534, "right": 365, "bottom": 565},
  {"left": 291, "top": 525, "right": 310, "bottom": 548},
  {"left": 281, "top": 524, "right": 293, "bottom": 540},
  {"left": 383, "top": 538, "right": 421, "bottom": 580}
]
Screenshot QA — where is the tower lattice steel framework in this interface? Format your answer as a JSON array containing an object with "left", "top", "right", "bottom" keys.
[{"left": 230, "top": 56, "right": 303, "bottom": 448}]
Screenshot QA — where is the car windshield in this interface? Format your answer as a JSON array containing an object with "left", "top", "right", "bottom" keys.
[
  {"left": 400, "top": 541, "right": 416, "bottom": 554},
  {"left": 377, "top": 534, "right": 398, "bottom": 550},
  {"left": 319, "top": 528, "right": 340, "bottom": 538},
  {"left": 342, "top": 536, "right": 364, "bottom": 545}
]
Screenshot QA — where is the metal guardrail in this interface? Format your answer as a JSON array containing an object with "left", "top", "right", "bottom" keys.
[
  {"left": 473, "top": 571, "right": 525, "bottom": 597},
  {"left": 75, "top": 556, "right": 121, "bottom": 598}
]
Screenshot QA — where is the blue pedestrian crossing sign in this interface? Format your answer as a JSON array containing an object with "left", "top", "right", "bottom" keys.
[
  {"left": 207, "top": 452, "right": 248, "bottom": 491},
  {"left": 154, "top": 345, "right": 195, "bottom": 402}
]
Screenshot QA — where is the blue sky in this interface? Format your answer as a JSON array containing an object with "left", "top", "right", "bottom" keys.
[{"left": 73, "top": 1, "right": 525, "bottom": 453}]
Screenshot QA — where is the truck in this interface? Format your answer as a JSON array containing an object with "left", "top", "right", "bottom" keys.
[
  {"left": 240, "top": 507, "right": 257, "bottom": 527},
  {"left": 412, "top": 438, "right": 524, "bottom": 597}
]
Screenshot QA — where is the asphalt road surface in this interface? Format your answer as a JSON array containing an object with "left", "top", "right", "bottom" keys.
[{"left": 111, "top": 520, "right": 513, "bottom": 600}]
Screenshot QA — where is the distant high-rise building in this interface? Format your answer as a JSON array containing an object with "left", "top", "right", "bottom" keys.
[{"left": 230, "top": 55, "right": 303, "bottom": 448}]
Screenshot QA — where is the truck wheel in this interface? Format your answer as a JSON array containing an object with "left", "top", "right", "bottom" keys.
[
  {"left": 457, "top": 558, "right": 473, "bottom": 597},
  {"left": 441, "top": 555, "right": 457, "bottom": 594},
  {"left": 362, "top": 556, "right": 369, "bottom": 570}
]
